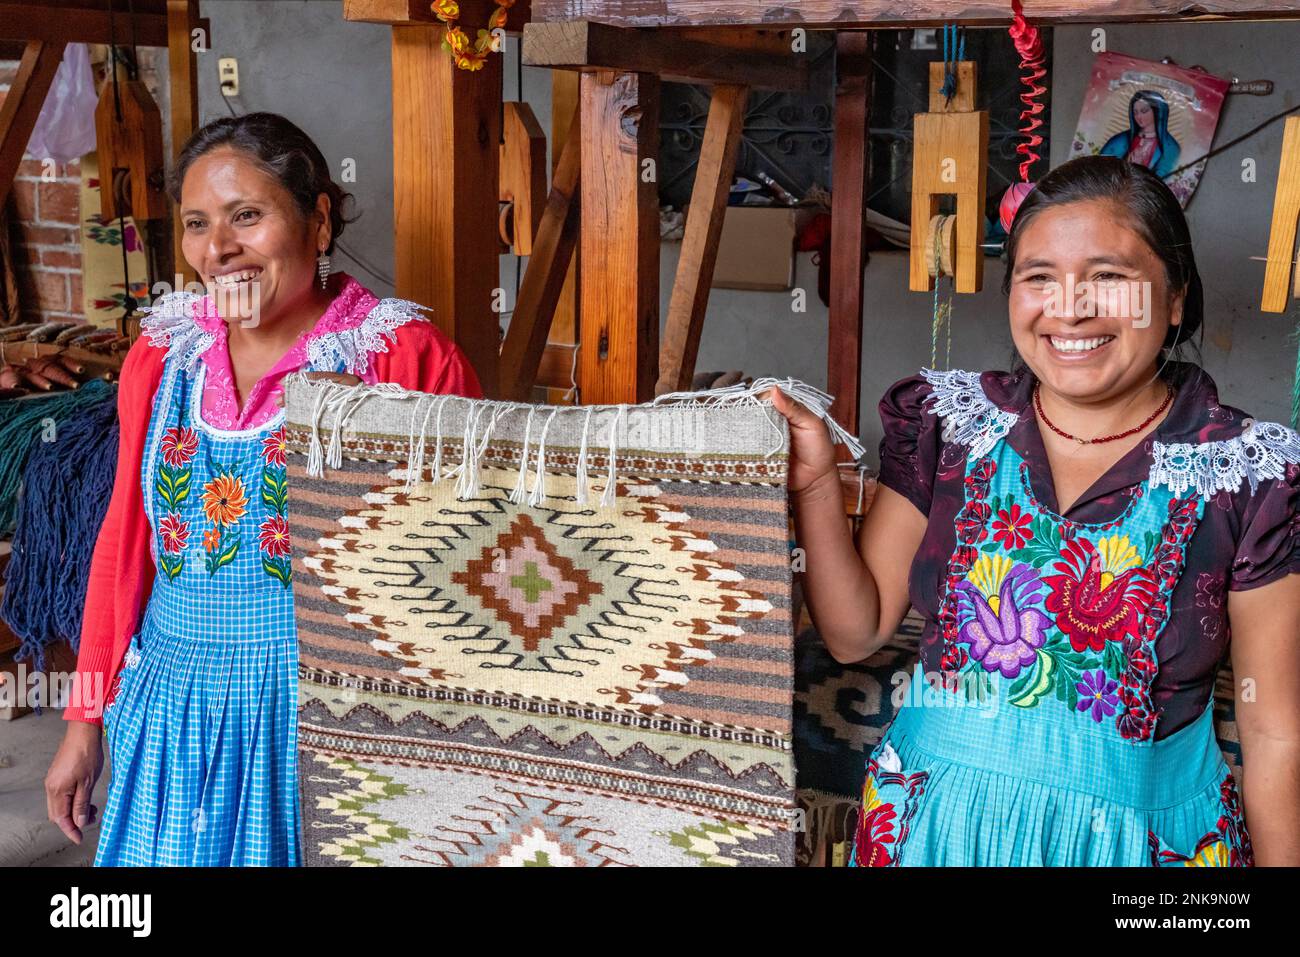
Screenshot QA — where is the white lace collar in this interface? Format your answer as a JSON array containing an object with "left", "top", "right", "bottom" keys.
[
  {"left": 139, "top": 287, "right": 432, "bottom": 378},
  {"left": 918, "top": 367, "right": 1300, "bottom": 499}
]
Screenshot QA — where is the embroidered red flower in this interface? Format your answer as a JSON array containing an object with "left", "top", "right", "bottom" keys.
[
  {"left": 159, "top": 512, "right": 190, "bottom": 554},
  {"left": 258, "top": 514, "right": 292, "bottom": 557},
  {"left": 161, "top": 427, "right": 198, "bottom": 467},
  {"left": 991, "top": 503, "right": 1033, "bottom": 550},
  {"left": 261, "top": 427, "right": 288, "bottom": 467},
  {"left": 853, "top": 803, "right": 898, "bottom": 867},
  {"left": 1041, "top": 538, "right": 1156, "bottom": 653}
]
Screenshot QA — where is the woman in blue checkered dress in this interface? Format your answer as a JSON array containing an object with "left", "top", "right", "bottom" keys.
[{"left": 44, "top": 113, "right": 480, "bottom": 866}]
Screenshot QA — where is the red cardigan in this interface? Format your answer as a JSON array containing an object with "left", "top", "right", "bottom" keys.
[{"left": 64, "top": 317, "right": 482, "bottom": 726}]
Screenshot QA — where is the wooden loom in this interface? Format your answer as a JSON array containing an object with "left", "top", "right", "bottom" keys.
[
  {"left": 0, "top": 1, "right": 207, "bottom": 288},
  {"left": 352, "top": 2, "right": 1300, "bottom": 507}
]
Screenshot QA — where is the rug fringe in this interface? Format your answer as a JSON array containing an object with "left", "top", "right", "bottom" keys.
[{"left": 297, "top": 374, "right": 865, "bottom": 504}]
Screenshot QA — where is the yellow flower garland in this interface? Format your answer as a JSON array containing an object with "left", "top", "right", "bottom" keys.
[{"left": 431, "top": 0, "right": 514, "bottom": 71}]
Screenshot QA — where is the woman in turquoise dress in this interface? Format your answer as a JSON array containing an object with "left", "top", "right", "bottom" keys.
[
  {"left": 773, "top": 155, "right": 1300, "bottom": 866},
  {"left": 45, "top": 112, "right": 481, "bottom": 865}
]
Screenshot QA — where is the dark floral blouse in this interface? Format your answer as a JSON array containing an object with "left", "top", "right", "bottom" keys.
[{"left": 876, "top": 360, "right": 1300, "bottom": 740}]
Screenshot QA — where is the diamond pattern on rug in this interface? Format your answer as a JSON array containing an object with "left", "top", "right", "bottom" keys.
[{"left": 451, "top": 512, "right": 601, "bottom": 656}]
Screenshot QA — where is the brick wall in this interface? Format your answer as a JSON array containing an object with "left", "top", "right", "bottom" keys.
[
  {"left": 1, "top": 59, "right": 86, "bottom": 325},
  {"left": 2, "top": 47, "right": 168, "bottom": 327}
]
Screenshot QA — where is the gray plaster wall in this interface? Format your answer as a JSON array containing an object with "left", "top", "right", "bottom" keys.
[{"left": 189, "top": 3, "right": 1300, "bottom": 465}]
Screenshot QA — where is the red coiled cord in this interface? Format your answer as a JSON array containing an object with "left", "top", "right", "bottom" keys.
[{"left": 1009, "top": 0, "right": 1047, "bottom": 182}]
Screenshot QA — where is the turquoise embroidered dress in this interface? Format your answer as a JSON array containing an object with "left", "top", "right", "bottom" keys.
[
  {"left": 850, "top": 365, "right": 1299, "bottom": 867},
  {"left": 93, "top": 284, "right": 437, "bottom": 866}
]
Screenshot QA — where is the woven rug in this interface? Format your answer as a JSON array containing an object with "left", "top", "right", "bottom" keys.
[{"left": 283, "top": 377, "right": 862, "bottom": 866}]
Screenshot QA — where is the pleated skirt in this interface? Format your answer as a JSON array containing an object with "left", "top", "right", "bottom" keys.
[
  {"left": 94, "top": 613, "right": 301, "bottom": 867},
  {"left": 848, "top": 667, "right": 1250, "bottom": 867}
]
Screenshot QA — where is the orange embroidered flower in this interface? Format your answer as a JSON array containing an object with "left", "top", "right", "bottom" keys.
[
  {"left": 203, "top": 527, "right": 221, "bottom": 553},
  {"left": 202, "top": 473, "right": 248, "bottom": 527},
  {"left": 431, "top": 0, "right": 459, "bottom": 19}
]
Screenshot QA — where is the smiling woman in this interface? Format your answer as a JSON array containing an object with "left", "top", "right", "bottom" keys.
[
  {"left": 773, "top": 155, "right": 1300, "bottom": 867},
  {"left": 43, "top": 112, "right": 484, "bottom": 868}
]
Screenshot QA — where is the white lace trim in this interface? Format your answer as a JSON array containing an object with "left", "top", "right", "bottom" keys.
[
  {"left": 918, "top": 367, "right": 1020, "bottom": 459},
  {"left": 306, "top": 297, "right": 432, "bottom": 378},
  {"left": 138, "top": 291, "right": 214, "bottom": 372},
  {"left": 1150, "top": 420, "right": 1300, "bottom": 498}
]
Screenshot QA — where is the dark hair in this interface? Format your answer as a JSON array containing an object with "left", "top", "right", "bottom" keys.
[
  {"left": 167, "top": 112, "right": 355, "bottom": 254},
  {"left": 1001, "top": 154, "right": 1204, "bottom": 379}
]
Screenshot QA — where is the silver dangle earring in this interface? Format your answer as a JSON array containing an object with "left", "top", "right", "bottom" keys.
[{"left": 317, "top": 251, "right": 331, "bottom": 290}]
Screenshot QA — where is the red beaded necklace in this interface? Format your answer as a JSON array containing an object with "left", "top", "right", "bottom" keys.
[{"left": 1034, "top": 382, "right": 1174, "bottom": 445}]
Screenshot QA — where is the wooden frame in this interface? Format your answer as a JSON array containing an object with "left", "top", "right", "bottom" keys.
[{"left": 0, "top": 2, "right": 205, "bottom": 284}]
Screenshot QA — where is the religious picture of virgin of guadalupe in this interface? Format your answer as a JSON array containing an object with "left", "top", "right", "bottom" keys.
[{"left": 1069, "top": 51, "right": 1229, "bottom": 207}]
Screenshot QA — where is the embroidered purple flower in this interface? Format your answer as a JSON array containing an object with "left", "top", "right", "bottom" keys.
[
  {"left": 956, "top": 560, "right": 1049, "bottom": 679},
  {"left": 1076, "top": 668, "right": 1120, "bottom": 722}
]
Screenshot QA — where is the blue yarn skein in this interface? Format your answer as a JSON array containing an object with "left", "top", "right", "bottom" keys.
[{"left": 1, "top": 380, "right": 119, "bottom": 679}]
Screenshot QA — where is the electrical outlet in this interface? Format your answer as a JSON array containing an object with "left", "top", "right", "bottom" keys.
[{"left": 219, "top": 57, "right": 239, "bottom": 96}]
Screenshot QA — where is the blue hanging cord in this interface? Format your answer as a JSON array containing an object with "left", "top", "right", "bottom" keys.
[{"left": 940, "top": 24, "right": 966, "bottom": 103}]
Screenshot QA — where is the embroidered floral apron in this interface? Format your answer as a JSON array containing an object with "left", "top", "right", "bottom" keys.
[
  {"left": 850, "top": 390, "right": 1253, "bottom": 868},
  {"left": 94, "top": 351, "right": 324, "bottom": 866}
]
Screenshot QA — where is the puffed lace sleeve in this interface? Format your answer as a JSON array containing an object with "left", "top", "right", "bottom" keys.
[
  {"left": 1229, "top": 459, "right": 1300, "bottom": 591},
  {"left": 876, "top": 372, "right": 941, "bottom": 518}
]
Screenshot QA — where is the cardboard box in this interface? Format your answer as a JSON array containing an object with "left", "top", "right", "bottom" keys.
[{"left": 711, "top": 206, "right": 798, "bottom": 291}]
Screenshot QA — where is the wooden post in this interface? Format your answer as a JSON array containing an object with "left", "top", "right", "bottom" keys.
[
  {"left": 827, "top": 31, "right": 872, "bottom": 442},
  {"left": 1261, "top": 115, "right": 1300, "bottom": 313},
  {"left": 657, "top": 83, "right": 747, "bottom": 395},
  {"left": 167, "top": 0, "right": 200, "bottom": 286},
  {"left": 392, "top": 24, "right": 502, "bottom": 396},
  {"left": 546, "top": 69, "right": 580, "bottom": 403},
  {"left": 499, "top": 101, "right": 547, "bottom": 255},
  {"left": 909, "top": 61, "right": 987, "bottom": 295},
  {"left": 578, "top": 70, "right": 660, "bottom": 405},
  {"left": 498, "top": 104, "right": 582, "bottom": 400}
]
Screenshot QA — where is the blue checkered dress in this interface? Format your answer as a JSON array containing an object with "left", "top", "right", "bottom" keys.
[{"left": 95, "top": 353, "right": 308, "bottom": 866}]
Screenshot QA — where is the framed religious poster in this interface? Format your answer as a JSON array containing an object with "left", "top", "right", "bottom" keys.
[{"left": 1069, "top": 51, "right": 1230, "bottom": 207}]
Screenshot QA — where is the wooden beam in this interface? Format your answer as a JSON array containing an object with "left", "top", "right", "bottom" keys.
[
  {"left": 0, "top": 3, "right": 206, "bottom": 47},
  {"left": 656, "top": 83, "right": 747, "bottom": 396},
  {"left": 827, "top": 32, "right": 872, "bottom": 444},
  {"left": 167, "top": 0, "right": 200, "bottom": 285},
  {"left": 343, "top": 0, "right": 530, "bottom": 31},
  {"left": 1261, "top": 116, "right": 1300, "bottom": 313},
  {"left": 523, "top": 21, "right": 807, "bottom": 91},
  {"left": 499, "top": 101, "right": 548, "bottom": 256},
  {"left": 0, "top": 40, "right": 64, "bottom": 208},
  {"left": 578, "top": 71, "right": 660, "bottom": 405},
  {"left": 537, "top": 341, "right": 579, "bottom": 391},
  {"left": 546, "top": 69, "right": 580, "bottom": 404},
  {"left": 392, "top": 24, "right": 502, "bottom": 396},
  {"left": 530, "top": 1, "right": 1300, "bottom": 27},
  {"left": 498, "top": 104, "right": 581, "bottom": 401}
]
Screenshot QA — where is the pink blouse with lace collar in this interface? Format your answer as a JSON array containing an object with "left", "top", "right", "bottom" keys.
[{"left": 193, "top": 273, "right": 382, "bottom": 431}]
